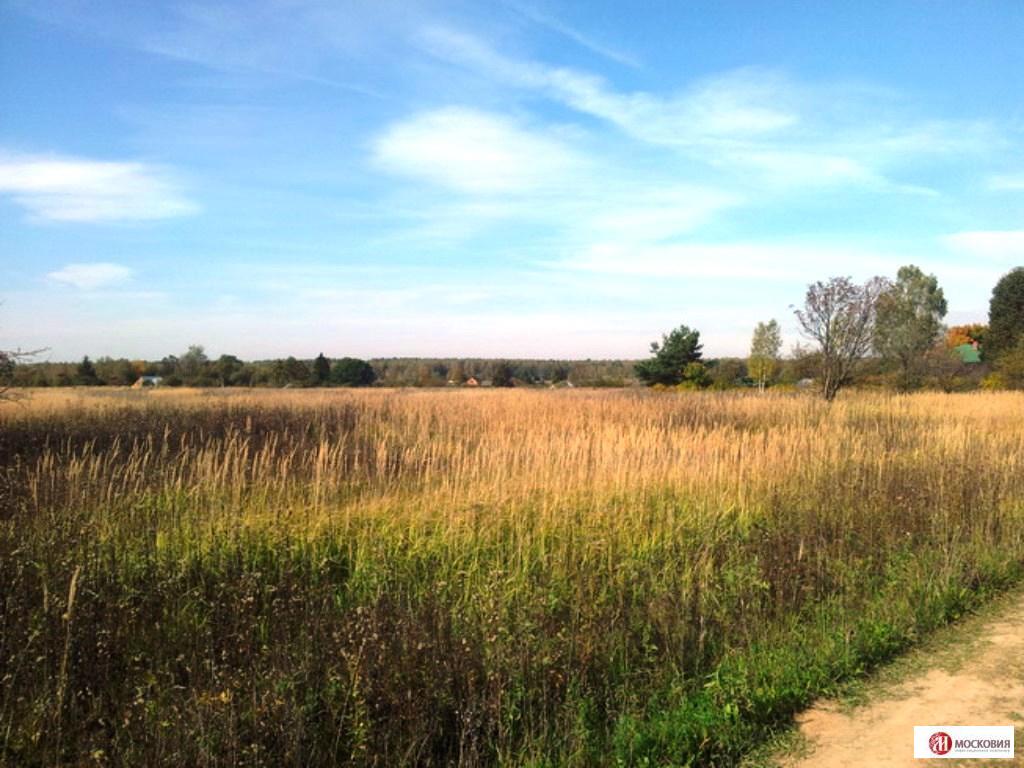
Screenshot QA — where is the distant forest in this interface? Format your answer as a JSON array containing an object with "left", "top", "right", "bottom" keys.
[
  {"left": 3, "top": 351, "right": 641, "bottom": 389},
  {"left": 2, "top": 350, "right": 807, "bottom": 389},
  {"left": 4, "top": 265, "right": 1021, "bottom": 395},
  {"left": 1, "top": 347, "right": 985, "bottom": 392}
]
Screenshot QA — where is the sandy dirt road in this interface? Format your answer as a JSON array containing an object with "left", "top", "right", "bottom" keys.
[{"left": 782, "top": 591, "right": 1024, "bottom": 767}]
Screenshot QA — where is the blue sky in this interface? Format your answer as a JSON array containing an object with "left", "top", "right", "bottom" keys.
[{"left": 1, "top": 0, "right": 1022, "bottom": 361}]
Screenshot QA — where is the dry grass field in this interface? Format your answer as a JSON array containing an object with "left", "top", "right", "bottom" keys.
[{"left": 2, "top": 388, "right": 1024, "bottom": 766}]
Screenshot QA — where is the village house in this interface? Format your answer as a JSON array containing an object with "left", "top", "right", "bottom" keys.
[
  {"left": 131, "top": 375, "right": 163, "bottom": 389},
  {"left": 954, "top": 341, "right": 982, "bottom": 364}
]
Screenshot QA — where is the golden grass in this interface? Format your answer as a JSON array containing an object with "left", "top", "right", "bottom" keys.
[
  {"left": 3, "top": 387, "right": 1024, "bottom": 766},
  {"left": 8, "top": 387, "right": 1024, "bottom": 529}
]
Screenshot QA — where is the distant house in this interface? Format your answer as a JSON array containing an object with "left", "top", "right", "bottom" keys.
[
  {"left": 954, "top": 342, "right": 982, "bottom": 364},
  {"left": 131, "top": 375, "right": 163, "bottom": 389},
  {"left": 464, "top": 377, "right": 480, "bottom": 387}
]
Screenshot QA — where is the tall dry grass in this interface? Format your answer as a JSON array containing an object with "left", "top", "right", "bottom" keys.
[{"left": 2, "top": 388, "right": 1024, "bottom": 766}]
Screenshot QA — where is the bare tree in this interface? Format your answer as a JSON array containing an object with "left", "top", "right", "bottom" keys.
[{"left": 794, "top": 276, "right": 889, "bottom": 401}]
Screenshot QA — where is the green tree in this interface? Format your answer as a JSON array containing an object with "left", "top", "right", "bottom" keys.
[
  {"left": 748, "top": 319, "right": 782, "bottom": 392},
  {"left": 76, "top": 355, "right": 99, "bottom": 385},
  {"left": 178, "top": 345, "right": 209, "bottom": 383},
  {"left": 94, "top": 357, "right": 133, "bottom": 386},
  {"left": 156, "top": 355, "right": 179, "bottom": 377},
  {"left": 213, "top": 354, "right": 243, "bottom": 386},
  {"left": 873, "top": 265, "right": 947, "bottom": 388},
  {"left": 987, "top": 267, "right": 1024, "bottom": 359},
  {"left": 679, "top": 361, "right": 710, "bottom": 389},
  {"left": 635, "top": 325, "right": 703, "bottom": 386},
  {"left": 330, "top": 358, "right": 376, "bottom": 387},
  {"left": 794, "top": 276, "right": 888, "bottom": 401},
  {"left": 312, "top": 353, "right": 330, "bottom": 385},
  {"left": 271, "top": 357, "right": 310, "bottom": 387},
  {"left": 492, "top": 362, "right": 515, "bottom": 387},
  {"left": 993, "top": 337, "right": 1024, "bottom": 389},
  {"left": 708, "top": 358, "right": 746, "bottom": 390}
]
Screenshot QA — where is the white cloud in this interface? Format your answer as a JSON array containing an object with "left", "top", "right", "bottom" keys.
[
  {"left": 943, "top": 230, "right": 1024, "bottom": 261},
  {"left": 372, "top": 107, "right": 582, "bottom": 194},
  {"left": 0, "top": 152, "right": 197, "bottom": 222},
  {"left": 418, "top": 27, "right": 996, "bottom": 191},
  {"left": 581, "top": 186, "right": 740, "bottom": 242},
  {"left": 723, "top": 149, "right": 874, "bottom": 185},
  {"left": 370, "top": 98, "right": 741, "bottom": 247},
  {"left": 988, "top": 174, "right": 1024, "bottom": 191},
  {"left": 47, "top": 263, "right": 134, "bottom": 290},
  {"left": 550, "top": 66, "right": 801, "bottom": 144},
  {"left": 419, "top": 28, "right": 798, "bottom": 147}
]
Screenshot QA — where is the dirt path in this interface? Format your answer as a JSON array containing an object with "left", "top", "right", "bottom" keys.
[{"left": 782, "top": 591, "right": 1024, "bottom": 767}]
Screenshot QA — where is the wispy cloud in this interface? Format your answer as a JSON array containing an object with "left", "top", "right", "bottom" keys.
[
  {"left": 988, "top": 173, "right": 1024, "bottom": 191},
  {"left": 47, "top": 262, "right": 134, "bottom": 290},
  {"left": 549, "top": 241, "right": 901, "bottom": 282},
  {"left": 14, "top": 0, "right": 386, "bottom": 96},
  {"left": 370, "top": 116, "right": 739, "bottom": 249},
  {"left": 372, "top": 107, "right": 583, "bottom": 193},
  {"left": 502, "top": 0, "right": 639, "bottom": 67},
  {"left": 0, "top": 152, "right": 197, "bottom": 222},
  {"left": 574, "top": 185, "right": 740, "bottom": 243},
  {"left": 417, "top": 26, "right": 996, "bottom": 191},
  {"left": 943, "top": 230, "right": 1024, "bottom": 261},
  {"left": 418, "top": 27, "right": 801, "bottom": 144}
]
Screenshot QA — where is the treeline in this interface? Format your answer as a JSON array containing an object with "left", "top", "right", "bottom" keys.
[
  {"left": 372, "top": 358, "right": 635, "bottom": 387},
  {"left": 3, "top": 350, "right": 639, "bottom": 389},
  {"left": 371, "top": 356, "right": 842, "bottom": 389},
  {"left": 0, "top": 341, "right": 1005, "bottom": 393},
  {"left": 3, "top": 351, "right": 815, "bottom": 390},
  {"left": 635, "top": 265, "right": 1024, "bottom": 396},
  {"left": 3, "top": 266, "right": 1021, "bottom": 394}
]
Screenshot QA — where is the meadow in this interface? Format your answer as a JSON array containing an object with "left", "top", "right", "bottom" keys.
[{"left": 2, "top": 387, "right": 1024, "bottom": 767}]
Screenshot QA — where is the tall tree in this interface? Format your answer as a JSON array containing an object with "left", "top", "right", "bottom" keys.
[
  {"left": 76, "top": 355, "right": 99, "bottom": 385},
  {"left": 987, "top": 267, "right": 1024, "bottom": 359},
  {"left": 635, "top": 325, "right": 703, "bottom": 386},
  {"left": 178, "top": 345, "right": 209, "bottom": 383},
  {"left": 873, "top": 265, "right": 947, "bottom": 387},
  {"left": 312, "top": 353, "right": 330, "bottom": 385},
  {"left": 213, "top": 354, "right": 243, "bottom": 386},
  {"left": 794, "top": 276, "right": 888, "bottom": 401},
  {"left": 748, "top": 319, "right": 782, "bottom": 392}
]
